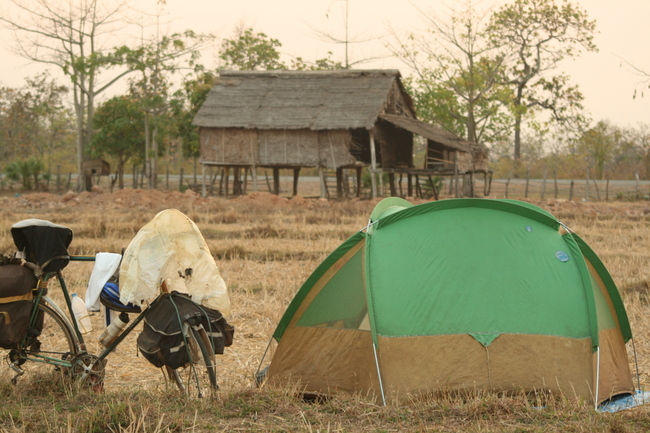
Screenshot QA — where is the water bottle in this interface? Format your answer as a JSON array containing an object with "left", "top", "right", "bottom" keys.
[
  {"left": 71, "top": 293, "right": 93, "bottom": 334},
  {"left": 99, "top": 312, "right": 129, "bottom": 347}
]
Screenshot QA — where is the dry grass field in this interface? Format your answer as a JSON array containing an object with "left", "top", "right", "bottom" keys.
[{"left": 0, "top": 188, "right": 650, "bottom": 432}]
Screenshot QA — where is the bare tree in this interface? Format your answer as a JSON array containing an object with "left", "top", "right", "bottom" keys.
[
  {"left": 387, "top": 0, "right": 511, "bottom": 144},
  {"left": 309, "top": 0, "right": 384, "bottom": 68},
  {"left": 0, "top": 0, "right": 134, "bottom": 191}
]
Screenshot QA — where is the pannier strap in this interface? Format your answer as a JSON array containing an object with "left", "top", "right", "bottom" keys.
[{"left": 0, "top": 293, "right": 33, "bottom": 304}]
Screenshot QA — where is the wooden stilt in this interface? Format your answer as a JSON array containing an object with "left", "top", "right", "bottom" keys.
[
  {"left": 273, "top": 167, "right": 280, "bottom": 195},
  {"left": 293, "top": 168, "right": 300, "bottom": 196}
]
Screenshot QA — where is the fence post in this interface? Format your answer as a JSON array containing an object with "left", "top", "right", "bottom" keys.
[
  {"left": 179, "top": 168, "right": 184, "bottom": 192},
  {"left": 541, "top": 166, "right": 548, "bottom": 199},
  {"left": 524, "top": 169, "right": 530, "bottom": 198},
  {"left": 505, "top": 178, "right": 510, "bottom": 199},
  {"left": 554, "top": 170, "right": 558, "bottom": 199},
  {"left": 605, "top": 178, "right": 609, "bottom": 202},
  {"left": 569, "top": 180, "right": 574, "bottom": 201},
  {"left": 635, "top": 171, "right": 640, "bottom": 199}
]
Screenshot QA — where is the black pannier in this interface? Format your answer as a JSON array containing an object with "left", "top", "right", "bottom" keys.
[
  {"left": 137, "top": 292, "right": 234, "bottom": 370},
  {"left": 0, "top": 258, "right": 39, "bottom": 349},
  {"left": 0, "top": 301, "right": 34, "bottom": 349}
]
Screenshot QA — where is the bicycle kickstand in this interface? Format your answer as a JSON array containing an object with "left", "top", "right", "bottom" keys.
[{"left": 9, "top": 362, "right": 24, "bottom": 385}]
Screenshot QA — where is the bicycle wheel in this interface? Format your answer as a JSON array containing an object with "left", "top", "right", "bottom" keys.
[
  {"left": 16, "top": 302, "right": 79, "bottom": 382},
  {"left": 191, "top": 324, "right": 218, "bottom": 391},
  {"left": 174, "top": 323, "right": 218, "bottom": 397}
]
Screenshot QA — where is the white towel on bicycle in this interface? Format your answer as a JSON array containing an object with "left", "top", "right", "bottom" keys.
[
  {"left": 118, "top": 209, "right": 231, "bottom": 316},
  {"left": 85, "top": 252, "right": 122, "bottom": 311}
]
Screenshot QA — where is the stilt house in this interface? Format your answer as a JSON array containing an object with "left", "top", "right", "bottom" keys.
[{"left": 193, "top": 69, "right": 488, "bottom": 198}]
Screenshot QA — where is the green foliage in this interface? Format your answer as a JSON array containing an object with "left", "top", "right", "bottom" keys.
[
  {"left": 402, "top": 74, "right": 465, "bottom": 138},
  {"left": 575, "top": 121, "right": 642, "bottom": 180},
  {"left": 0, "top": 72, "right": 74, "bottom": 166},
  {"left": 170, "top": 71, "right": 218, "bottom": 160},
  {"left": 91, "top": 96, "right": 145, "bottom": 159},
  {"left": 115, "top": 30, "right": 212, "bottom": 187},
  {"left": 91, "top": 96, "right": 145, "bottom": 188},
  {"left": 219, "top": 28, "right": 285, "bottom": 70},
  {"left": 5, "top": 158, "right": 47, "bottom": 190},
  {"left": 291, "top": 52, "right": 344, "bottom": 70},
  {"left": 220, "top": 27, "right": 346, "bottom": 72}
]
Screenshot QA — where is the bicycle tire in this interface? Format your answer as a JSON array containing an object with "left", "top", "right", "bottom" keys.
[
  {"left": 191, "top": 325, "right": 218, "bottom": 391},
  {"left": 172, "top": 323, "right": 218, "bottom": 397},
  {"left": 17, "top": 302, "right": 79, "bottom": 381}
]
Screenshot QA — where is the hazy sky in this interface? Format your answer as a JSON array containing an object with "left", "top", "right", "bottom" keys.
[{"left": 1, "top": 0, "right": 649, "bottom": 129}]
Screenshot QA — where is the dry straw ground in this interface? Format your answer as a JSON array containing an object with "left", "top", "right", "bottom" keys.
[{"left": 0, "top": 188, "right": 649, "bottom": 432}]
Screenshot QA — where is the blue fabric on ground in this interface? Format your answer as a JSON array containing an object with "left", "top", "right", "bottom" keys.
[{"left": 597, "top": 390, "right": 650, "bottom": 413}]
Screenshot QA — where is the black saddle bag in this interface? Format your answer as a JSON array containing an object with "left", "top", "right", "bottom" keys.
[
  {"left": 0, "top": 258, "right": 39, "bottom": 349},
  {"left": 137, "top": 291, "right": 234, "bottom": 370}
]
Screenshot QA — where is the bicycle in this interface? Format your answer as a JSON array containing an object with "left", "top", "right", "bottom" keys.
[{"left": 2, "top": 218, "right": 227, "bottom": 397}]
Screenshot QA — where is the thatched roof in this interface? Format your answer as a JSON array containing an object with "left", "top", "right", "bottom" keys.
[
  {"left": 380, "top": 114, "right": 488, "bottom": 155},
  {"left": 193, "top": 69, "right": 413, "bottom": 130}
]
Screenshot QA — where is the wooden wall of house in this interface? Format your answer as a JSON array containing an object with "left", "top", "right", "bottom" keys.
[
  {"left": 258, "top": 129, "right": 319, "bottom": 166},
  {"left": 384, "top": 80, "right": 416, "bottom": 118},
  {"left": 427, "top": 142, "right": 455, "bottom": 171},
  {"left": 456, "top": 151, "right": 475, "bottom": 173},
  {"left": 317, "top": 130, "right": 358, "bottom": 169},
  {"left": 200, "top": 128, "right": 257, "bottom": 164},
  {"left": 471, "top": 149, "right": 489, "bottom": 172},
  {"left": 375, "top": 120, "right": 413, "bottom": 168},
  {"left": 349, "top": 128, "right": 371, "bottom": 163},
  {"left": 200, "top": 127, "right": 357, "bottom": 168},
  {"left": 427, "top": 140, "right": 489, "bottom": 174}
]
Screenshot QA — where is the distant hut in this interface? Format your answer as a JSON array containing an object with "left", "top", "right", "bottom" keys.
[
  {"left": 81, "top": 159, "right": 111, "bottom": 177},
  {"left": 193, "top": 69, "right": 488, "bottom": 198}
]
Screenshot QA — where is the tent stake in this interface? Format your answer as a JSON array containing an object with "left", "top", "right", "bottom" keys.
[{"left": 373, "top": 343, "right": 386, "bottom": 406}]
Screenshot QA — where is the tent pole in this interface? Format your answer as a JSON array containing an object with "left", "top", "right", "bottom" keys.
[
  {"left": 594, "top": 347, "right": 601, "bottom": 410},
  {"left": 373, "top": 343, "right": 386, "bottom": 406},
  {"left": 631, "top": 338, "right": 642, "bottom": 392},
  {"left": 254, "top": 338, "right": 274, "bottom": 386}
]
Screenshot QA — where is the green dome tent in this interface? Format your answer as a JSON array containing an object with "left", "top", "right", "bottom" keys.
[{"left": 261, "top": 198, "right": 635, "bottom": 406}]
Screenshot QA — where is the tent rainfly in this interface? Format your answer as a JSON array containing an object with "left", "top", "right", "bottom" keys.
[{"left": 260, "top": 198, "right": 636, "bottom": 406}]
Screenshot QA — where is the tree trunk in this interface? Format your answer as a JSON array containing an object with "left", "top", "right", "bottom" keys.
[
  {"left": 152, "top": 125, "right": 158, "bottom": 189},
  {"left": 144, "top": 112, "right": 151, "bottom": 189}
]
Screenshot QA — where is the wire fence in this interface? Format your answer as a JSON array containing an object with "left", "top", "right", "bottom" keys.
[
  {"left": 2, "top": 170, "right": 650, "bottom": 202},
  {"left": 476, "top": 178, "right": 650, "bottom": 202}
]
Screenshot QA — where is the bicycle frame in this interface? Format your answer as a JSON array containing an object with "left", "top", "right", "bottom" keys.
[
  {"left": 12, "top": 253, "right": 220, "bottom": 394},
  {"left": 18, "top": 255, "right": 147, "bottom": 377}
]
